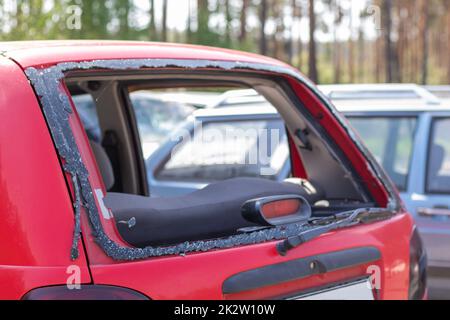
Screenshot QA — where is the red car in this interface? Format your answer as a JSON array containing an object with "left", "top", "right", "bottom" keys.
[{"left": 0, "top": 41, "right": 425, "bottom": 300}]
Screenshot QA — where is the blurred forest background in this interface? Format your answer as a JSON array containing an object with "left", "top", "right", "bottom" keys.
[{"left": 0, "top": 0, "right": 449, "bottom": 84}]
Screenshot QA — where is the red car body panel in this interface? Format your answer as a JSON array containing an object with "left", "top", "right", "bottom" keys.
[
  {"left": 0, "top": 41, "right": 415, "bottom": 300},
  {"left": 89, "top": 214, "right": 413, "bottom": 300},
  {"left": 0, "top": 57, "right": 91, "bottom": 300},
  {"left": 3, "top": 40, "right": 287, "bottom": 69}
]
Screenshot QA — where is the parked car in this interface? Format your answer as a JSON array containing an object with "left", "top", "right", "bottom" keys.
[
  {"left": 144, "top": 91, "right": 222, "bottom": 109},
  {"left": 73, "top": 89, "right": 252, "bottom": 159},
  {"left": 0, "top": 41, "right": 423, "bottom": 300},
  {"left": 73, "top": 92, "right": 195, "bottom": 159},
  {"left": 146, "top": 105, "right": 290, "bottom": 197},
  {"left": 324, "top": 94, "right": 449, "bottom": 300},
  {"left": 209, "top": 89, "right": 270, "bottom": 108},
  {"left": 424, "top": 86, "right": 450, "bottom": 107},
  {"left": 149, "top": 87, "right": 450, "bottom": 299}
]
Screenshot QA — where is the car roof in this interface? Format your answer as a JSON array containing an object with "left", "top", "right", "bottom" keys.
[
  {"left": 423, "top": 86, "right": 450, "bottom": 107},
  {"left": 193, "top": 105, "right": 280, "bottom": 120},
  {"left": 132, "top": 91, "right": 221, "bottom": 108},
  {"left": 0, "top": 40, "right": 289, "bottom": 69},
  {"left": 331, "top": 99, "right": 450, "bottom": 113},
  {"left": 211, "top": 89, "right": 268, "bottom": 107},
  {"left": 318, "top": 83, "right": 441, "bottom": 105},
  {"left": 199, "top": 88, "right": 450, "bottom": 114},
  {"left": 424, "top": 85, "right": 450, "bottom": 96}
]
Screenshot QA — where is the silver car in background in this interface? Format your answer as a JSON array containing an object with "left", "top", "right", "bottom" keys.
[
  {"left": 76, "top": 84, "right": 450, "bottom": 299},
  {"left": 146, "top": 105, "right": 291, "bottom": 197},
  {"left": 146, "top": 85, "right": 450, "bottom": 299},
  {"left": 320, "top": 84, "right": 441, "bottom": 105},
  {"left": 319, "top": 84, "right": 450, "bottom": 299}
]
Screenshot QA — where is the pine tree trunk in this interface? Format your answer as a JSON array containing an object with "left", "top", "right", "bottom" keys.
[
  {"left": 289, "top": 0, "right": 297, "bottom": 65},
  {"left": 348, "top": 6, "right": 354, "bottom": 83},
  {"left": 239, "top": 0, "right": 249, "bottom": 44},
  {"left": 259, "top": 0, "right": 268, "bottom": 55},
  {"left": 333, "top": 39, "right": 341, "bottom": 83},
  {"left": 382, "top": 0, "right": 394, "bottom": 82},
  {"left": 308, "top": 0, "right": 318, "bottom": 83},
  {"left": 448, "top": 9, "right": 450, "bottom": 83},
  {"left": 396, "top": 2, "right": 406, "bottom": 83},
  {"left": 297, "top": 1, "right": 303, "bottom": 70},
  {"left": 357, "top": 28, "right": 365, "bottom": 83},
  {"left": 162, "top": 0, "right": 168, "bottom": 42},
  {"left": 272, "top": 0, "right": 285, "bottom": 60},
  {"left": 332, "top": 0, "right": 342, "bottom": 83},
  {"left": 224, "top": 0, "right": 232, "bottom": 46},
  {"left": 149, "top": 0, "right": 157, "bottom": 40},
  {"left": 418, "top": 0, "right": 430, "bottom": 85},
  {"left": 348, "top": 40, "right": 355, "bottom": 82},
  {"left": 186, "top": 0, "right": 192, "bottom": 42},
  {"left": 197, "top": 0, "right": 210, "bottom": 44},
  {"left": 384, "top": 0, "right": 402, "bottom": 82},
  {"left": 375, "top": 37, "right": 382, "bottom": 82}
]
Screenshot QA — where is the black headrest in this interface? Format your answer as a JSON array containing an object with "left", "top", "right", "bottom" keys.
[
  {"left": 430, "top": 144, "right": 445, "bottom": 178},
  {"left": 89, "top": 140, "right": 115, "bottom": 190}
]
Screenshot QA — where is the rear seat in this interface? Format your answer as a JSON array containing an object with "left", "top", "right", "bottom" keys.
[
  {"left": 105, "top": 178, "right": 323, "bottom": 247},
  {"left": 89, "top": 140, "right": 324, "bottom": 248},
  {"left": 89, "top": 140, "right": 115, "bottom": 191}
]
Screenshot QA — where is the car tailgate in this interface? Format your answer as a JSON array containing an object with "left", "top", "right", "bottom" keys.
[{"left": 89, "top": 213, "right": 413, "bottom": 300}]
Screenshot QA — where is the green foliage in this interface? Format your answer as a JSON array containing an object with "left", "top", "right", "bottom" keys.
[{"left": 0, "top": 0, "right": 448, "bottom": 85}]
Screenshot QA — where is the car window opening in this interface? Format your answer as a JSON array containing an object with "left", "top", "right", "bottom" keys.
[{"left": 66, "top": 72, "right": 381, "bottom": 249}]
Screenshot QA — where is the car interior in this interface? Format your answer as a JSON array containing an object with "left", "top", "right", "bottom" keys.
[
  {"left": 428, "top": 143, "right": 450, "bottom": 193},
  {"left": 65, "top": 70, "right": 377, "bottom": 248}
]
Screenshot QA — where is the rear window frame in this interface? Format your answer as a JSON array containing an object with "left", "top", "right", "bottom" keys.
[{"left": 26, "top": 58, "right": 397, "bottom": 261}]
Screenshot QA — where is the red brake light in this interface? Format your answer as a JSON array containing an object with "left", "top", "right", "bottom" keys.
[
  {"left": 242, "top": 195, "right": 311, "bottom": 226},
  {"left": 22, "top": 285, "right": 149, "bottom": 300},
  {"left": 261, "top": 199, "right": 302, "bottom": 219}
]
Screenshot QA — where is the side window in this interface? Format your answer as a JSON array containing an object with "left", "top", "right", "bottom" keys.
[
  {"left": 156, "top": 119, "right": 290, "bottom": 182},
  {"left": 129, "top": 92, "right": 195, "bottom": 159},
  {"left": 427, "top": 118, "right": 450, "bottom": 194},
  {"left": 348, "top": 117, "right": 417, "bottom": 191}
]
